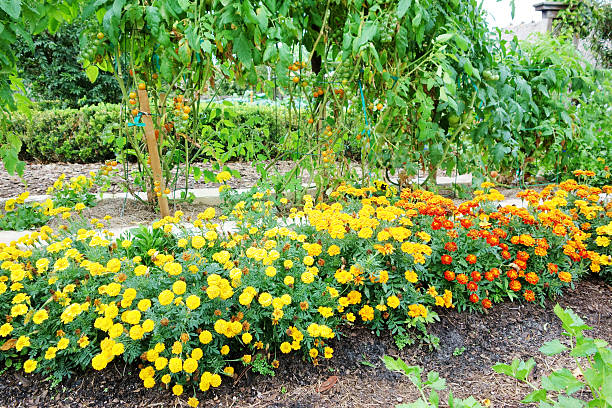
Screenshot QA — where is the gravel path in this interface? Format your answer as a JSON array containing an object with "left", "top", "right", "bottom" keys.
[{"left": 0, "top": 160, "right": 304, "bottom": 198}]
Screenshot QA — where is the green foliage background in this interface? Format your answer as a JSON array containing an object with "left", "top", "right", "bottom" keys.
[{"left": 14, "top": 22, "right": 121, "bottom": 107}]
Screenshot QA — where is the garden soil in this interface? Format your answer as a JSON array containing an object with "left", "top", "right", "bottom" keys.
[{"left": 1, "top": 278, "right": 610, "bottom": 408}]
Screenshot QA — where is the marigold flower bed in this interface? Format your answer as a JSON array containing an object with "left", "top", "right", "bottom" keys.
[{"left": 0, "top": 179, "right": 610, "bottom": 406}]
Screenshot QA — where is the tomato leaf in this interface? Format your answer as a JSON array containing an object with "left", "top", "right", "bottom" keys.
[
  {"left": 85, "top": 65, "right": 99, "bottom": 82},
  {"left": 0, "top": 0, "right": 21, "bottom": 19},
  {"left": 234, "top": 32, "right": 253, "bottom": 69},
  {"left": 397, "top": 0, "right": 411, "bottom": 18}
]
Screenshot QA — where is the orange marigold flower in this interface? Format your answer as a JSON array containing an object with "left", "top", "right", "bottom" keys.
[
  {"left": 444, "top": 271, "right": 455, "bottom": 281},
  {"left": 466, "top": 254, "right": 477, "bottom": 264},
  {"left": 481, "top": 298, "right": 492, "bottom": 309},
  {"left": 441, "top": 255, "right": 453, "bottom": 265},
  {"left": 444, "top": 242, "right": 458, "bottom": 252},
  {"left": 558, "top": 272, "right": 572, "bottom": 283},
  {"left": 509, "top": 280, "right": 522, "bottom": 292},
  {"left": 523, "top": 290, "right": 535, "bottom": 302},
  {"left": 456, "top": 273, "right": 469, "bottom": 285},
  {"left": 469, "top": 293, "right": 479, "bottom": 303},
  {"left": 525, "top": 272, "right": 539, "bottom": 285}
]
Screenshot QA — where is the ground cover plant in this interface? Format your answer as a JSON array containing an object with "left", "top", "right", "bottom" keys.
[{"left": 0, "top": 173, "right": 609, "bottom": 406}]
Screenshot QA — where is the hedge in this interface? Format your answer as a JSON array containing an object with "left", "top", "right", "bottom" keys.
[{"left": 8, "top": 102, "right": 295, "bottom": 163}]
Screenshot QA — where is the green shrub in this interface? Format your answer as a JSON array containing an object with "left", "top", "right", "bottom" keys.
[
  {"left": 9, "top": 102, "right": 295, "bottom": 163},
  {"left": 11, "top": 103, "right": 120, "bottom": 163}
]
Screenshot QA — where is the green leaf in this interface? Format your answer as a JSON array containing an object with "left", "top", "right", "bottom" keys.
[
  {"left": 234, "top": 32, "right": 253, "bottom": 69},
  {"left": 436, "top": 33, "right": 454, "bottom": 43},
  {"left": 541, "top": 369, "right": 584, "bottom": 394},
  {"left": 0, "top": 0, "right": 21, "bottom": 19},
  {"left": 521, "top": 389, "right": 547, "bottom": 403},
  {"left": 145, "top": 6, "right": 161, "bottom": 38},
  {"left": 571, "top": 337, "right": 598, "bottom": 357},
  {"left": 539, "top": 339, "right": 568, "bottom": 356},
  {"left": 454, "top": 34, "right": 469, "bottom": 51},
  {"left": 553, "top": 305, "right": 592, "bottom": 337},
  {"left": 397, "top": 0, "right": 411, "bottom": 18},
  {"left": 85, "top": 65, "right": 99, "bottom": 82}
]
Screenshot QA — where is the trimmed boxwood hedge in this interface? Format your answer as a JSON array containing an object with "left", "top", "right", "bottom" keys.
[{"left": 9, "top": 102, "right": 295, "bottom": 163}]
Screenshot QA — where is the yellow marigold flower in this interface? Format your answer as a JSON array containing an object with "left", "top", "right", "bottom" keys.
[
  {"left": 45, "top": 347, "right": 58, "bottom": 360},
  {"left": 78, "top": 336, "right": 90, "bottom": 348},
  {"left": 258, "top": 292, "right": 273, "bottom": 307},
  {"left": 188, "top": 397, "right": 199, "bottom": 407},
  {"left": 309, "top": 348, "right": 319, "bottom": 358},
  {"left": 242, "top": 354, "right": 252, "bottom": 364},
  {"left": 387, "top": 295, "right": 400, "bottom": 309},
  {"left": 358, "top": 227, "right": 373, "bottom": 239},
  {"left": 172, "top": 280, "right": 187, "bottom": 295},
  {"left": 168, "top": 357, "right": 182, "bottom": 373},
  {"left": 324, "top": 347, "right": 333, "bottom": 359},
  {"left": 216, "top": 171, "right": 231, "bottom": 183},
  {"left": 23, "top": 359, "right": 37, "bottom": 373},
  {"left": 172, "top": 384, "right": 183, "bottom": 396},
  {"left": 161, "top": 374, "right": 171, "bottom": 384},
  {"left": 327, "top": 244, "right": 340, "bottom": 256},
  {"left": 199, "top": 330, "right": 213, "bottom": 344},
  {"left": 57, "top": 337, "right": 70, "bottom": 350},
  {"left": 301, "top": 271, "right": 315, "bottom": 284},
  {"left": 9, "top": 303, "right": 26, "bottom": 318},
  {"left": 109, "top": 323, "right": 123, "bottom": 339},
  {"left": 143, "top": 377, "right": 155, "bottom": 388},
  {"left": 191, "top": 235, "right": 205, "bottom": 249},
  {"left": 163, "top": 262, "right": 182, "bottom": 276},
  {"left": 265, "top": 266, "right": 277, "bottom": 277},
  {"left": 32, "top": 309, "right": 49, "bottom": 324},
  {"left": 210, "top": 373, "right": 222, "bottom": 387},
  {"left": 359, "top": 305, "right": 374, "bottom": 322},
  {"left": 186, "top": 295, "right": 201, "bottom": 310},
  {"left": 408, "top": 304, "right": 428, "bottom": 318},
  {"left": 182, "top": 347, "right": 199, "bottom": 361},
  {"left": 220, "top": 345, "right": 230, "bottom": 355},
  {"left": 283, "top": 275, "right": 294, "bottom": 286},
  {"left": 183, "top": 358, "right": 198, "bottom": 373},
  {"left": 280, "top": 342, "right": 292, "bottom": 354},
  {"left": 404, "top": 270, "right": 418, "bottom": 283},
  {"left": 54, "top": 257, "right": 70, "bottom": 271},
  {"left": 154, "top": 357, "right": 168, "bottom": 371},
  {"left": 91, "top": 354, "right": 108, "bottom": 370},
  {"left": 158, "top": 289, "right": 174, "bottom": 306},
  {"left": 595, "top": 236, "right": 610, "bottom": 247},
  {"left": 137, "top": 299, "right": 151, "bottom": 312},
  {"left": 238, "top": 332, "right": 252, "bottom": 345},
  {"left": 134, "top": 265, "right": 148, "bottom": 276},
  {"left": 129, "top": 325, "right": 144, "bottom": 340},
  {"left": 112, "top": 342, "right": 125, "bottom": 356},
  {"left": 283, "top": 259, "right": 293, "bottom": 269},
  {"left": 16, "top": 336, "right": 30, "bottom": 351}
]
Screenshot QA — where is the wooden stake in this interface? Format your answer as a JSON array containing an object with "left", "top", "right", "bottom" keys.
[{"left": 137, "top": 89, "right": 170, "bottom": 218}]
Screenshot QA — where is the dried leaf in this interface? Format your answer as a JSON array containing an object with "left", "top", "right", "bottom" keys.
[
  {"left": 317, "top": 375, "right": 338, "bottom": 393},
  {"left": 0, "top": 338, "right": 17, "bottom": 350}
]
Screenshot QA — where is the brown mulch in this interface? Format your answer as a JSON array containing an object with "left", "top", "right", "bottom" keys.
[{"left": 1, "top": 278, "right": 610, "bottom": 408}]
